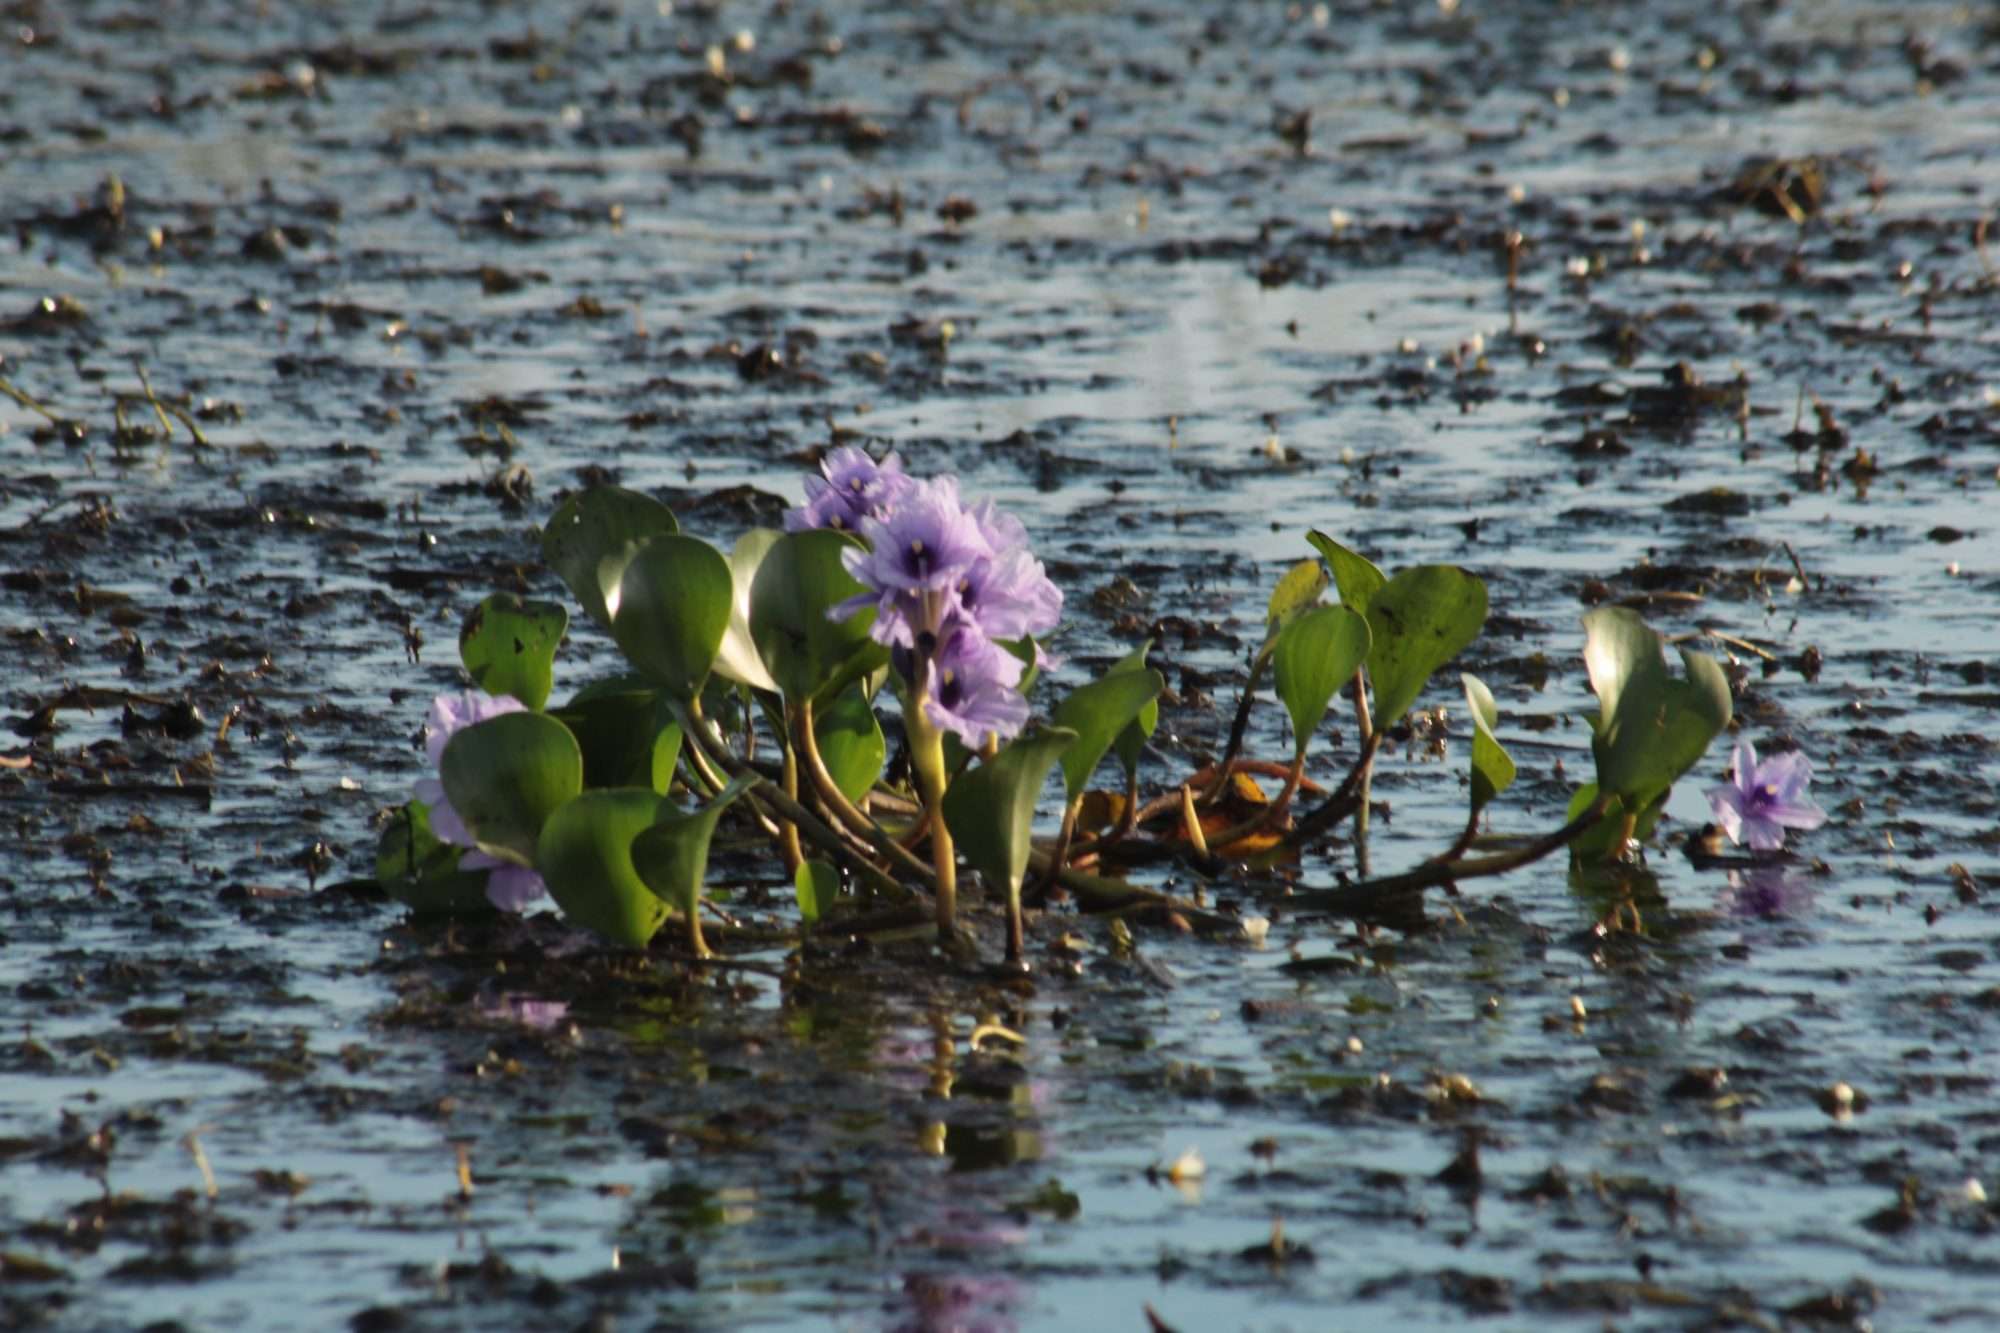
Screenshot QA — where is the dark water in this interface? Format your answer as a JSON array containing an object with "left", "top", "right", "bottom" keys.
[{"left": 3, "top": 1, "right": 1999, "bottom": 1328}]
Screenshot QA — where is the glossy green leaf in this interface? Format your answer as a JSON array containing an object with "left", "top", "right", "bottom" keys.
[
  {"left": 551, "top": 686, "right": 683, "bottom": 793},
  {"left": 440, "top": 711, "right": 584, "bottom": 864},
  {"left": 535, "top": 788, "right": 674, "bottom": 947},
  {"left": 610, "top": 534, "right": 733, "bottom": 698},
  {"left": 1365, "top": 564, "right": 1488, "bottom": 728},
  {"left": 1267, "top": 558, "right": 1329, "bottom": 633},
  {"left": 632, "top": 773, "right": 758, "bottom": 921},
  {"left": 795, "top": 859, "right": 838, "bottom": 926},
  {"left": 541, "top": 486, "right": 679, "bottom": 630},
  {"left": 715, "top": 528, "right": 782, "bottom": 693},
  {"left": 1583, "top": 606, "right": 1733, "bottom": 807},
  {"left": 942, "top": 727, "right": 1077, "bottom": 899},
  {"left": 998, "top": 635, "right": 1044, "bottom": 697},
  {"left": 1461, "top": 673, "right": 1516, "bottom": 816},
  {"left": 1108, "top": 640, "right": 1159, "bottom": 781},
  {"left": 376, "top": 801, "right": 496, "bottom": 915},
  {"left": 1051, "top": 667, "right": 1165, "bottom": 803},
  {"left": 1271, "top": 605, "right": 1372, "bottom": 758},
  {"left": 458, "top": 593, "right": 567, "bottom": 712},
  {"left": 750, "top": 529, "right": 889, "bottom": 704},
  {"left": 814, "top": 687, "right": 886, "bottom": 806},
  {"left": 1306, "top": 531, "right": 1387, "bottom": 617}
]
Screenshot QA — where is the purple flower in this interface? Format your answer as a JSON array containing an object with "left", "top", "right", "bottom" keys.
[
  {"left": 957, "top": 546, "right": 1063, "bottom": 643},
  {"left": 412, "top": 689, "right": 549, "bottom": 912},
  {"left": 840, "top": 476, "right": 995, "bottom": 647},
  {"left": 919, "top": 621, "right": 1030, "bottom": 746},
  {"left": 785, "top": 446, "right": 913, "bottom": 533},
  {"left": 1706, "top": 738, "right": 1828, "bottom": 851},
  {"left": 1720, "top": 866, "right": 1815, "bottom": 919}
]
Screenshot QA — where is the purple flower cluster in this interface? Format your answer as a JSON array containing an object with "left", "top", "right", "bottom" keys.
[
  {"left": 790, "top": 454, "right": 1062, "bottom": 746},
  {"left": 413, "top": 690, "right": 549, "bottom": 912},
  {"left": 784, "top": 445, "right": 913, "bottom": 534},
  {"left": 1705, "top": 737, "right": 1828, "bottom": 852}
]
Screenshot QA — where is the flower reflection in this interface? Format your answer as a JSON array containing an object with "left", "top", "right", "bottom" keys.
[
  {"left": 1719, "top": 865, "right": 1814, "bottom": 919},
  {"left": 478, "top": 993, "right": 571, "bottom": 1030}
]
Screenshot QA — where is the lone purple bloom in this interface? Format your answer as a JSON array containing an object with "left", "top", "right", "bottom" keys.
[
  {"left": 413, "top": 689, "right": 550, "bottom": 911},
  {"left": 1706, "top": 738, "right": 1828, "bottom": 851}
]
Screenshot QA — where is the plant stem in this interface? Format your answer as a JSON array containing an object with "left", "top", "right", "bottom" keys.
[
  {"left": 793, "top": 699, "right": 936, "bottom": 885},
  {"left": 903, "top": 694, "right": 958, "bottom": 945},
  {"left": 1350, "top": 667, "right": 1375, "bottom": 876},
  {"left": 1286, "top": 794, "right": 1611, "bottom": 915}
]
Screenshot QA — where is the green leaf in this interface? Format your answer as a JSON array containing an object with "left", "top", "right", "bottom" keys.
[
  {"left": 376, "top": 801, "right": 496, "bottom": 915},
  {"left": 750, "top": 529, "right": 889, "bottom": 705},
  {"left": 997, "top": 635, "right": 1044, "bottom": 697},
  {"left": 814, "top": 686, "right": 886, "bottom": 807},
  {"left": 1266, "top": 558, "right": 1330, "bottom": 634},
  {"left": 1582, "top": 606, "right": 1733, "bottom": 807},
  {"left": 1050, "top": 667, "right": 1165, "bottom": 803},
  {"left": 609, "top": 534, "right": 733, "bottom": 698},
  {"left": 795, "top": 859, "right": 838, "bottom": 926},
  {"left": 535, "top": 789, "right": 675, "bottom": 947},
  {"left": 1306, "top": 531, "right": 1387, "bottom": 617},
  {"left": 632, "top": 773, "right": 758, "bottom": 922},
  {"left": 440, "top": 711, "right": 584, "bottom": 864},
  {"left": 550, "top": 686, "right": 683, "bottom": 793},
  {"left": 1271, "top": 605, "right": 1372, "bottom": 758},
  {"left": 541, "top": 487, "right": 679, "bottom": 630},
  {"left": 715, "top": 528, "right": 782, "bottom": 693},
  {"left": 1107, "top": 641, "right": 1159, "bottom": 782},
  {"left": 1566, "top": 782, "right": 1669, "bottom": 860},
  {"left": 1461, "top": 673, "right": 1516, "bottom": 816},
  {"left": 458, "top": 593, "right": 567, "bottom": 711},
  {"left": 942, "top": 726, "right": 1077, "bottom": 899},
  {"left": 1365, "top": 564, "right": 1488, "bottom": 728}
]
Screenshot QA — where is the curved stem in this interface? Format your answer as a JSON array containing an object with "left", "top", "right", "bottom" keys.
[
  {"left": 680, "top": 700, "right": 919, "bottom": 904},
  {"left": 793, "top": 699, "right": 936, "bottom": 885},
  {"left": 1193, "top": 750, "right": 1305, "bottom": 854},
  {"left": 1207, "top": 641, "right": 1274, "bottom": 803},
  {"left": 778, "top": 737, "right": 805, "bottom": 878},
  {"left": 904, "top": 695, "right": 958, "bottom": 944},
  {"left": 1285, "top": 794, "right": 1611, "bottom": 916},
  {"left": 1282, "top": 729, "right": 1385, "bottom": 850}
]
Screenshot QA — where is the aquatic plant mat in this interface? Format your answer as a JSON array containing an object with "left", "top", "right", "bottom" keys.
[{"left": 4, "top": 1, "right": 2000, "bottom": 1327}]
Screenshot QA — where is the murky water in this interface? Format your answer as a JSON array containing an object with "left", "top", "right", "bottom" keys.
[{"left": 3, "top": 1, "right": 1999, "bottom": 1328}]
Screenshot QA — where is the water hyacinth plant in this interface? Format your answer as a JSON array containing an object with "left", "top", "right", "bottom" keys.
[
  {"left": 377, "top": 448, "right": 1774, "bottom": 964},
  {"left": 1707, "top": 738, "right": 1829, "bottom": 851}
]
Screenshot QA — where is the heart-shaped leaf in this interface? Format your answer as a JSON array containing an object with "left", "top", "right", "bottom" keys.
[
  {"left": 1051, "top": 667, "right": 1165, "bottom": 803},
  {"left": 440, "top": 711, "right": 584, "bottom": 865},
  {"left": 1266, "top": 558, "right": 1329, "bottom": 635},
  {"left": 632, "top": 773, "right": 758, "bottom": 920},
  {"left": 1461, "top": 672, "right": 1516, "bottom": 816},
  {"left": 1583, "top": 606, "right": 1732, "bottom": 806},
  {"left": 610, "top": 534, "right": 733, "bottom": 698},
  {"left": 814, "top": 686, "right": 886, "bottom": 806},
  {"left": 541, "top": 487, "right": 679, "bottom": 630},
  {"left": 376, "top": 801, "right": 497, "bottom": 915},
  {"left": 1271, "top": 605, "right": 1372, "bottom": 758},
  {"left": 795, "top": 859, "right": 838, "bottom": 926},
  {"left": 535, "top": 788, "right": 675, "bottom": 947},
  {"left": 750, "top": 529, "right": 889, "bottom": 705},
  {"left": 715, "top": 528, "right": 782, "bottom": 693},
  {"left": 1306, "top": 531, "right": 1387, "bottom": 617},
  {"left": 550, "top": 685, "right": 682, "bottom": 793},
  {"left": 1365, "top": 564, "right": 1488, "bottom": 728},
  {"left": 1108, "top": 641, "right": 1160, "bottom": 783},
  {"left": 942, "top": 726, "right": 1076, "bottom": 899},
  {"left": 458, "top": 592, "right": 567, "bottom": 712}
]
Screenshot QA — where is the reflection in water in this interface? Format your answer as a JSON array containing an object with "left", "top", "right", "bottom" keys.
[{"left": 1718, "top": 865, "right": 1815, "bottom": 919}]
